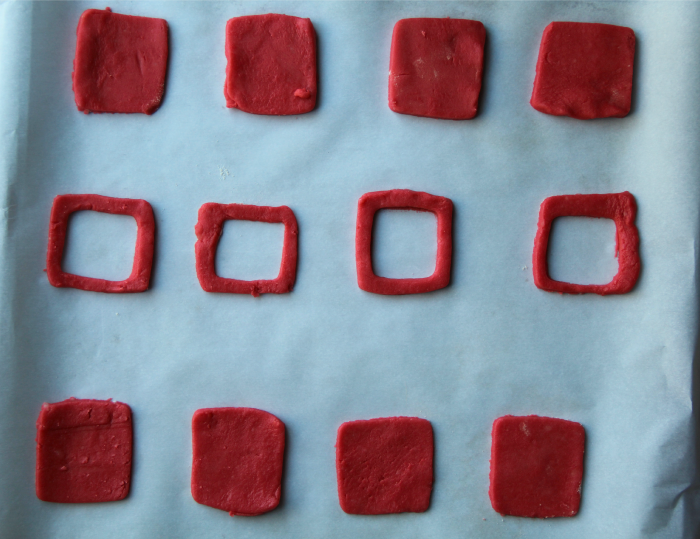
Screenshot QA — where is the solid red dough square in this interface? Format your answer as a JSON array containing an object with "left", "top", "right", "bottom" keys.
[
  {"left": 72, "top": 8, "right": 169, "bottom": 114},
  {"left": 530, "top": 22, "right": 635, "bottom": 119},
  {"left": 356, "top": 189, "right": 453, "bottom": 295},
  {"left": 389, "top": 18, "right": 486, "bottom": 120},
  {"left": 191, "top": 407, "right": 285, "bottom": 516},
  {"left": 194, "top": 203, "right": 298, "bottom": 296},
  {"left": 224, "top": 14, "right": 317, "bottom": 115},
  {"left": 46, "top": 194, "right": 155, "bottom": 293},
  {"left": 35, "top": 398, "right": 132, "bottom": 503},
  {"left": 489, "top": 415, "right": 585, "bottom": 518},
  {"left": 335, "top": 417, "right": 433, "bottom": 515},
  {"left": 532, "top": 191, "right": 640, "bottom": 295}
]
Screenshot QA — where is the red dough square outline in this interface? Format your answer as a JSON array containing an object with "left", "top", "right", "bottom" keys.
[
  {"left": 36, "top": 398, "right": 133, "bottom": 503},
  {"left": 73, "top": 8, "right": 169, "bottom": 115},
  {"left": 389, "top": 18, "right": 486, "bottom": 120},
  {"left": 530, "top": 22, "right": 635, "bottom": 120},
  {"left": 46, "top": 194, "right": 155, "bottom": 293},
  {"left": 195, "top": 203, "right": 298, "bottom": 296},
  {"left": 489, "top": 415, "right": 585, "bottom": 518},
  {"left": 224, "top": 14, "right": 317, "bottom": 115},
  {"left": 336, "top": 417, "right": 434, "bottom": 515},
  {"left": 532, "top": 192, "right": 640, "bottom": 295},
  {"left": 356, "top": 189, "right": 453, "bottom": 295},
  {"left": 191, "top": 407, "right": 286, "bottom": 516}
]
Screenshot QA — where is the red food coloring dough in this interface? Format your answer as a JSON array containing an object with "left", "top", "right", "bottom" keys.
[
  {"left": 35, "top": 398, "right": 133, "bottom": 503},
  {"left": 389, "top": 18, "right": 486, "bottom": 120},
  {"left": 194, "top": 203, "right": 298, "bottom": 296},
  {"left": 224, "top": 14, "right": 317, "bottom": 115},
  {"left": 191, "top": 408, "right": 286, "bottom": 516},
  {"left": 335, "top": 417, "right": 434, "bottom": 515},
  {"left": 530, "top": 22, "right": 635, "bottom": 120},
  {"left": 356, "top": 189, "right": 453, "bottom": 295},
  {"left": 72, "top": 8, "right": 169, "bottom": 114},
  {"left": 46, "top": 194, "right": 155, "bottom": 293},
  {"left": 533, "top": 192, "right": 640, "bottom": 295},
  {"left": 489, "top": 415, "right": 585, "bottom": 518}
]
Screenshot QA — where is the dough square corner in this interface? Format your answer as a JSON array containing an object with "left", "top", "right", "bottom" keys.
[
  {"left": 35, "top": 398, "right": 133, "bottom": 503},
  {"left": 335, "top": 416, "right": 434, "bottom": 515},
  {"left": 45, "top": 194, "right": 155, "bottom": 293},
  {"left": 73, "top": 8, "right": 169, "bottom": 115},
  {"left": 224, "top": 13, "right": 317, "bottom": 115},
  {"left": 355, "top": 189, "right": 453, "bottom": 295},
  {"left": 530, "top": 21, "right": 635, "bottom": 119},
  {"left": 489, "top": 415, "right": 585, "bottom": 518},
  {"left": 532, "top": 191, "right": 640, "bottom": 295},
  {"left": 191, "top": 407, "right": 286, "bottom": 516},
  {"left": 388, "top": 17, "right": 486, "bottom": 120},
  {"left": 194, "top": 202, "right": 298, "bottom": 296}
]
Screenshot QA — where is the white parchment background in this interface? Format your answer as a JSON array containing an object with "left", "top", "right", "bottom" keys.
[{"left": 0, "top": 1, "right": 698, "bottom": 538}]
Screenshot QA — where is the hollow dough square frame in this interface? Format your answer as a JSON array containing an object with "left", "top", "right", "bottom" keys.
[
  {"left": 46, "top": 194, "right": 155, "bottom": 293},
  {"left": 194, "top": 203, "right": 298, "bottom": 296},
  {"left": 532, "top": 192, "right": 640, "bottom": 295},
  {"left": 355, "top": 189, "right": 453, "bottom": 295}
]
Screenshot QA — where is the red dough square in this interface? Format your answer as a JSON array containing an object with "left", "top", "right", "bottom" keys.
[
  {"left": 73, "top": 8, "right": 169, "bottom": 114},
  {"left": 224, "top": 14, "right": 317, "bottom": 115},
  {"left": 46, "top": 194, "right": 155, "bottom": 293},
  {"left": 489, "top": 415, "right": 585, "bottom": 518},
  {"left": 530, "top": 22, "right": 635, "bottom": 119},
  {"left": 36, "top": 398, "right": 132, "bottom": 503},
  {"left": 195, "top": 203, "right": 298, "bottom": 296},
  {"left": 533, "top": 192, "right": 640, "bottom": 295},
  {"left": 389, "top": 18, "right": 486, "bottom": 120},
  {"left": 336, "top": 417, "right": 433, "bottom": 515},
  {"left": 356, "top": 190, "right": 453, "bottom": 295},
  {"left": 191, "top": 408, "right": 285, "bottom": 516}
]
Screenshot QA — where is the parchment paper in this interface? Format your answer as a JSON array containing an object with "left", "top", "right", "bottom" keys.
[{"left": 0, "top": 1, "right": 698, "bottom": 538}]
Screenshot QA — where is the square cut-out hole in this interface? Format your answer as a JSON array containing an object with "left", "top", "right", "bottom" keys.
[
  {"left": 548, "top": 217, "right": 618, "bottom": 285},
  {"left": 63, "top": 211, "right": 138, "bottom": 282},
  {"left": 36, "top": 398, "right": 133, "bottom": 503},
  {"left": 489, "top": 415, "right": 585, "bottom": 518},
  {"left": 191, "top": 407, "right": 285, "bottom": 516},
  {"left": 530, "top": 22, "right": 635, "bottom": 119},
  {"left": 372, "top": 209, "right": 437, "bottom": 279},
  {"left": 389, "top": 18, "right": 486, "bottom": 119},
  {"left": 224, "top": 14, "right": 317, "bottom": 115},
  {"left": 336, "top": 417, "right": 434, "bottom": 514},
  {"left": 216, "top": 220, "right": 285, "bottom": 281},
  {"left": 73, "top": 8, "right": 169, "bottom": 114}
]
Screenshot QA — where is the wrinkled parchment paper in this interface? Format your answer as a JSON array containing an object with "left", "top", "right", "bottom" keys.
[{"left": 0, "top": 1, "right": 698, "bottom": 537}]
